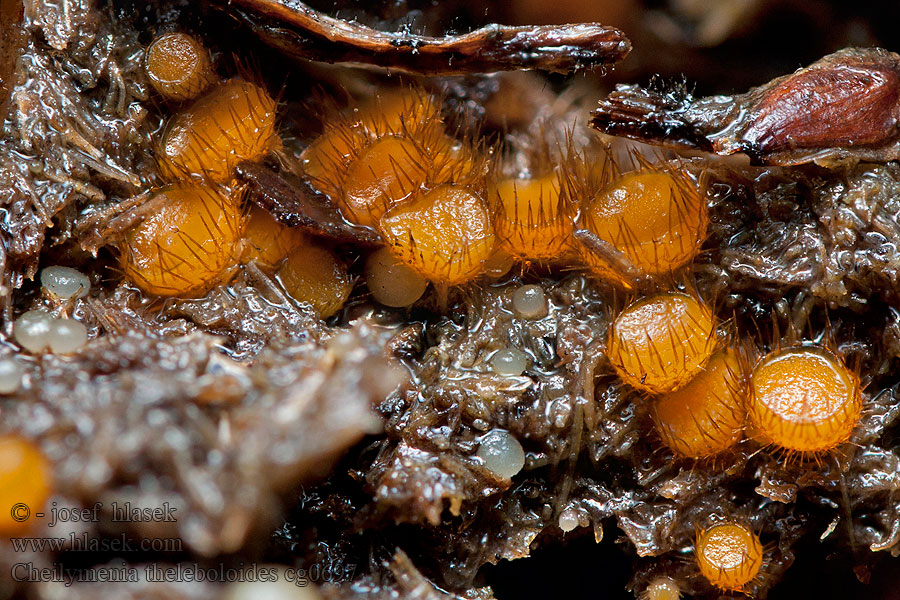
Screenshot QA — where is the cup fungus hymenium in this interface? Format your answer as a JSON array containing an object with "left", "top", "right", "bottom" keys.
[
  {"left": 580, "top": 169, "right": 707, "bottom": 287},
  {"left": 608, "top": 292, "right": 717, "bottom": 394},
  {"left": 340, "top": 135, "right": 430, "bottom": 228},
  {"left": 490, "top": 171, "right": 575, "bottom": 262},
  {"left": 121, "top": 182, "right": 244, "bottom": 297},
  {"left": 300, "top": 87, "right": 452, "bottom": 218},
  {"left": 652, "top": 348, "right": 747, "bottom": 459},
  {"left": 240, "top": 205, "right": 307, "bottom": 269},
  {"left": 379, "top": 184, "right": 495, "bottom": 287},
  {"left": 156, "top": 78, "right": 277, "bottom": 183},
  {"left": 749, "top": 345, "right": 862, "bottom": 454},
  {"left": 145, "top": 32, "right": 217, "bottom": 102},
  {"left": 278, "top": 242, "right": 354, "bottom": 319},
  {"left": 695, "top": 521, "right": 763, "bottom": 592}
]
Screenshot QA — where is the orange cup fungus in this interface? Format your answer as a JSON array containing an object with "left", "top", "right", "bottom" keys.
[
  {"left": 240, "top": 205, "right": 306, "bottom": 268},
  {"left": 491, "top": 171, "right": 575, "bottom": 262},
  {"left": 580, "top": 169, "right": 707, "bottom": 286},
  {"left": 608, "top": 292, "right": 717, "bottom": 394},
  {"left": 0, "top": 436, "right": 51, "bottom": 536},
  {"left": 145, "top": 32, "right": 217, "bottom": 101},
  {"left": 749, "top": 346, "right": 861, "bottom": 453},
  {"left": 695, "top": 522, "right": 763, "bottom": 592},
  {"left": 299, "top": 86, "right": 483, "bottom": 234},
  {"left": 379, "top": 184, "right": 495, "bottom": 287},
  {"left": 278, "top": 242, "right": 353, "bottom": 318},
  {"left": 340, "top": 135, "right": 429, "bottom": 227},
  {"left": 121, "top": 182, "right": 244, "bottom": 297},
  {"left": 357, "top": 87, "right": 444, "bottom": 137},
  {"left": 653, "top": 348, "right": 747, "bottom": 458},
  {"left": 299, "top": 87, "right": 443, "bottom": 203},
  {"left": 157, "top": 78, "right": 277, "bottom": 182}
]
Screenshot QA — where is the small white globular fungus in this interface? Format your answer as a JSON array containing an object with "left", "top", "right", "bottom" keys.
[
  {"left": 557, "top": 506, "right": 584, "bottom": 533},
  {"left": 40, "top": 266, "right": 90, "bottom": 300},
  {"left": 476, "top": 429, "right": 525, "bottom": 479},
  {"left": 13, "top": 311, "right": 54, "bottom": 353},
  {"left": 364, "top": 246, "right": 428, "bottom": 307},
  {"left": 512, "top": 284, "right": 547, "bottom": 319},
  {"left": 0, "top": 359, "right": 25, "bottom": 394},
  {"left": 47, "top": 319, "right": 89, "bottom": 354},
  {"left": 13, "top": 310, "right": 88, "bottom": 354},
  {"left": 490, "top": 347, "right": 530, "bottom": 376}
]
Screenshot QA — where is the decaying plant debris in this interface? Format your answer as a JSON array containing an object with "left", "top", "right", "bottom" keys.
[
  {"left": 235, "top": 162, "right": 382, "bottom": 245},
  {"left": 3, "top": 0, "right": 900, "bottom": 599},
  {"left": 220, "top": 0, "right": 631, "bottom": 76},
  {"left": 592, "top": 47, "right": 900, "bottom": 167}
]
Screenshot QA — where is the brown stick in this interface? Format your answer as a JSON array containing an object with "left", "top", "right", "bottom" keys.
[
  {"left": 224, "top": 0, "right": 631, "bottom": 75},
  {"left": 235, "top": 161, "right": 382, "bottom": 245}
]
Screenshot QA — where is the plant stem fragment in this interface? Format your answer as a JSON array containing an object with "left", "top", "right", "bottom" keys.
[{"left": 222, "top": 0, "right": 631, "bottom": 75}]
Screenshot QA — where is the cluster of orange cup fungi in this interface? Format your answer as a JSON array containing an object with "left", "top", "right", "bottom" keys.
[
  {"left": 122, "top": 33, "right": 352, "bottom": 317},
  {"left": 608, "top": 294, "right": 860, "bottom": 591},
  {"left": 135, "top": 35, "right": 864, "bottom": 465},
  {"left": 608, "top": 291, "right": 862, "bottom": 461},
  {"left": 126, "top": 32, "right": 718, "bottom": 315},
  {"left": 17, "top": 29, "right": 873, "bottom": 597},
  {"left": 300, "top": 86, "right": 494, "bottom": 294},
  {"left": 298, "top": 80, "right": 712, "bottom": 299},
  {"left": 607, "top": 291, "right": 747, "bottom": 462},
  {"left": 300, "top": 82, "right": 863, "bottom": 597}
]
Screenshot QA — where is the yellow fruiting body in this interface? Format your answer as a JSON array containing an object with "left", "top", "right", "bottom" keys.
[
  {"left": 0, "top": 436, "right": 51, "bottom": 536},
  {"left": 300, "top": 125, "right": 369, "bottom": 200},
  {"left": 653, "top": 349, "right": 746, "bottom": 458},
  {"left": 341, "top": 136, "right": 428, "bottom": 227},
  {"left": 356, "top": 87, "right": 443, "bottom": 136},
  {"left": 749, "top": 346, "right": 861, "bottom": 453},
  {"left": 122, "top": 183, "right": 244, "bottom": 297},
  {"left": 379, "top": 184, "right": 494, "bottom": 286},
  {"left": 608, "top": 292, "right": 717, "bottom": 394},
  {"left": 300, "top": 87, "right": 442, "bottom": 201},
  {"left": 491, "top": 172, "right": 574, "bottom": 261},
  {"left": 145, "top": 32, "right": 216, "bottom": 101},
  {"left": 481, "top": 248, "right": 516, "bottom": 280},
  {"left": 157, "top": 78, "right": 277, "bottom": 182},
  {"left": 278, "top": 242, "right": 353, "bottom": 318},
  {"left": 695, "top": 522, "right": 763, "bottom": 591},
  {"left": 581, "top": 170, "right": 707, "bottom": 285},
  {"left": 240, "top": 205, "right": 306, "bottom": 268}
]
